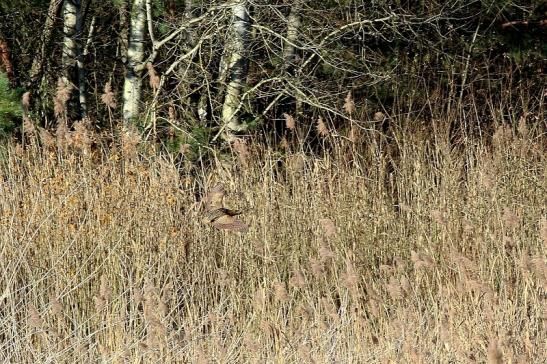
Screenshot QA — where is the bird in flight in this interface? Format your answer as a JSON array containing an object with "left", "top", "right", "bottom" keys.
[{"left": 203, "top": 184, "right": 249, "bottom": 232}]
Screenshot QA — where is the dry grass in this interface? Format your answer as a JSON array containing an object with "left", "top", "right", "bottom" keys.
[{"left": 0, "top": 121, "right": 545, "bottom": 363}]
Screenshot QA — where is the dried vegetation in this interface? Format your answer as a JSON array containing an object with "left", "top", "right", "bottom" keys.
[{"left": 0, "top": 117, "right": 545, "bottom": 363}]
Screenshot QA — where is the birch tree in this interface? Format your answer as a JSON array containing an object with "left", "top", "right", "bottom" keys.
[
  {"left": 60, "top": 0, "right": 83, "bottom": 119},
  {"left": 282, "top": 1, "right": 302, "bottom": 116},
  {"left": 221, "top": 0, "right": 250, "bottom": 134},
  {"left": 78, "top": 15, "right": 95, "bottom": 117},
  {"left": 123, "top": 0, "right": 146, "bottom": 125},
  {"left": 283, "top": 2, "right": 301, "bottom": 74}
]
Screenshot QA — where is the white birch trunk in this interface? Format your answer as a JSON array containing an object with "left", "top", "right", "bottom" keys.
[
  {"left": 62, "top": 0, "right": 77, "bottom": 83},
  {"left": 61, "top": 0, "right": 80, "bottom": 117},
  {"left": 221, "top": 1, "right": 250, "bottom": 133},
  {"left": 77, "top": 7, "right": 91, "bottom": 116},
  {"left": 123, "top": 0, "right": 146, "bottom": 125},
  {"left": 283, "top": 3, "right": 301, "bottom": 71}
]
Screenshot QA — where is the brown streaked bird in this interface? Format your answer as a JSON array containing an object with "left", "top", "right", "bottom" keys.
[{"left": 203, "top": 184, "right": 249, "bottom": 232}]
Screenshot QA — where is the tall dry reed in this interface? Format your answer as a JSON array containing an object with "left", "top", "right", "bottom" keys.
[{"left": 0, "top": 119, "right": 545, "bottom": 363}]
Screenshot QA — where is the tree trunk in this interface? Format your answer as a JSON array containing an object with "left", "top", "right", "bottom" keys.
[
  {"left": 0, "top": 30, "right": 15, "bottom": 87},
  {"left": 281, "top": 2, "right": 302, "bottom": 119},
  {"left": 61, "top": 0, "right": 82, "bottom": 120},
  {"left": 221, "top": 1, "right": 250, "bottom": 133},
  {"left": 123, "top": 0, "right": 146, "bottom": 125},
  {"left": 29, "top": 0, "right": 62, "bottom": 86},
  {"left": 78, "top": 15, "right": 95, "bottom": 117},
  {"left": 283, "top": 3, "right": 301, "bottom": 73}
]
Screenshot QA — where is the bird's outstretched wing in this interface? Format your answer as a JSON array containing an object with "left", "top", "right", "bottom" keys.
[
  {"left": 206, "top": 207, "right": 242, "bottom": 222},
  {"left": 211, "top": 214, "right": 249, "bottom": 232}
]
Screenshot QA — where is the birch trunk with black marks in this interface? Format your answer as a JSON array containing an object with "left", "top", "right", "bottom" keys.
[
  {"left": 78, "top": 15, "right": 95, "bottom": 117},
  {"left": 281, "top": 2, "right": 302, "bottom": 118},
  {"left": 283, "top": 2, "right": 301, "bottom": 73},
  {"left": 61, "top": 0, "right": 82, "bottom": 120},
  {"left": 221, "top": 1, "right": 250, "bottom": 133},
  {"left": 123, "top": 0, "right": 146, "bottom": 125}
]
